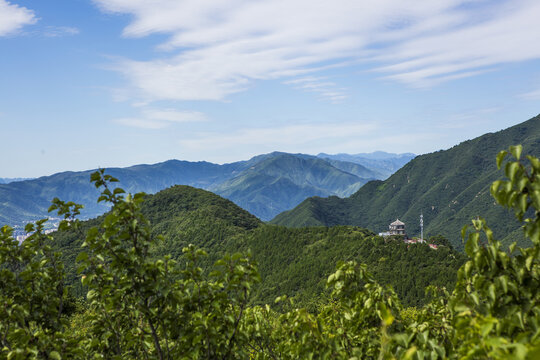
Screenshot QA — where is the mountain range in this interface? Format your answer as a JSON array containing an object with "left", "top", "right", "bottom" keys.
[
  {"left": 271, "top": 114, "right": 540, "bottom": 250},
  {"left": 0, "top": 151, "right": 413, "bottom": 225}
]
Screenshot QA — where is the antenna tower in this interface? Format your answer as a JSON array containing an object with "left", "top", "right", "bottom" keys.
[{"left": 420, "top": 213, "right": 424, "bottom": 241}]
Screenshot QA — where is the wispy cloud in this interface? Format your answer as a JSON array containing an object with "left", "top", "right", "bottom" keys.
[
  {"left": 438, "top": 107, "right": 501, "bottom": 129},
  {"left": 179, "top": 122, "right": 378, "bottom": 152},
  {"left": 93, "top": 0, "right": 540, "bottom": 102},
  {"left": 518, "top": 88, "right": 540, "bottom": 100},
  {"left": 373, "top": 0, "right": 540, "bottom": 86},
  {"left": 42, "top": 26, "right": 79, "bottom": 37},
  {"left": 114, "top": 108, "right": 207, "bottom": 129},
  {"left": 0, "top": 0, "right": 37, "bottom": 36},
  {"left": 284, "top": 77, "right": 348, "bottom": 103}
]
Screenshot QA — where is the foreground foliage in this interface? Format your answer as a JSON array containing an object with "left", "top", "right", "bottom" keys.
[{"left": 1, "top": 145, "right": 539, "bottom": 359}]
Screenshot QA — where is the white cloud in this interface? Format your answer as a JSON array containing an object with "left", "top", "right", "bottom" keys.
[
  {"left": 0, "top": 0, "right": 37, "bottom": 36},
  {"left": 114, "top": 108, "right": 207, "bottom": 129},
  {"left": 93, "top": 0, "right": 540, "bottom": 101}
]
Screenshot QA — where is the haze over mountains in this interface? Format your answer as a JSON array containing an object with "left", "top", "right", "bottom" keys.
[
  {"left": 0, "top": 151, "right": 413, "bottom": 226},
  {"left": 317, "top": 151, "right": 416, "bottom": 179},
  {"left": 0, "top": 178, "right": 32, "bottom": 184},
  {"left": 272, "top": 114, "right": 540, "bottom": 250}
]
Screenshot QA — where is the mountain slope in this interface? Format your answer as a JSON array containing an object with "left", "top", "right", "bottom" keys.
[
  {"left": 210, "top": 153, "right": 374, "bottom": 220},
  {"left": 272, "top": 114, "right": 540, "bottom": 249}
]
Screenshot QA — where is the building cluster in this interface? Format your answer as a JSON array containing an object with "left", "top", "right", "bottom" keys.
[
  {"left": 15, "top": 228, "right": 56, "bottom": 243},
  {"left": 378, "top": 218, "right": 438, "bottom": 250},
  {"left": 378, "top": 219, "right": 406, "bottom": 237}
]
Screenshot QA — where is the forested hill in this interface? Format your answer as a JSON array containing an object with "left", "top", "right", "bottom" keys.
[
  {"left": 0, "top": 151, "right": 406, "bottom": 225},
  {"left": 226, "top": 226, "right": 465, "bottom": 307},
  {"left": 52, "top": 183, "right": 465, "bottom": 307},
  {"left": 271, "top": 114, "right": 540, "bottom": 250},
  {"left": 52, "top": 185, "right": 262, "bottom": 290}
]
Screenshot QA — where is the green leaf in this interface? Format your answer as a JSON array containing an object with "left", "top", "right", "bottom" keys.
[
  {"left": 403, "top": 346, "right": 417, "bottom": 360},
  {"left": 378, "top": 303, "right": 394, "bottom": 326},
  {"left": 461, "top": 225, "right": 468, "bottom": 240},
  {"left": 509, "top": 145, "right": 522, "bottom": 160},
  {"left": 506, "top": 162, "right": 520, "bottom": 182},
  {"left": 480, "top": 320, "right": 495, "bottom": 337},
  {"left": 76, "top": 252, "right": 88, "bottom": 262},
  {"left": 496, "top": 150, "right": 507, "bottom": 169},
  {"left": 49, "top": 351, "right": 61, "bottom": 360},
  {"left": 519, "top": 194, "right": 529, "bottom": 214},
  {"left": 527, "top": 155, "right": 540, "bottom": 171}
]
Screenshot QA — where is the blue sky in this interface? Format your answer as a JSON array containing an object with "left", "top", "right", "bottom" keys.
[{"left": 1, "top": 0, "right": 539, "bottom": 177}]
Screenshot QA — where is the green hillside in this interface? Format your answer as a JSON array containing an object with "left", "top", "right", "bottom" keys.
[
  {"left": 52, "top": 182, "right": 465, "bottom": 307},
  {"left": 226, "top": 225, "right": 465, "bottom": 308},
  {"left": 52, "top": 185, "right": 262, "bottom": 292},
  {"left": 272, "top": 114, "right": 540, "bottom": 249},
  {"left": 210, "top": 153, "right": 373, "bottom": 220}
]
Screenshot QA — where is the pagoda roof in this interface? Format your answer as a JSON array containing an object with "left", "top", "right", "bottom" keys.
[{"left": 390, "top": 219, "right": 405, "bottom": 226}]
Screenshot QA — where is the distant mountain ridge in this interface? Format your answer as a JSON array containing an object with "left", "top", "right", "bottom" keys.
[
  {"left": 317, "top": 152, "right": 416, "bottom": 179},
  {"left": 0, "top": 177, "right": 33, "bottom": 184},
  {"left": 0, "top": 151, "right": 412, "bottom": 225},
  {"left": 271, "top": 114, "right": 540, "bottom": 249}
]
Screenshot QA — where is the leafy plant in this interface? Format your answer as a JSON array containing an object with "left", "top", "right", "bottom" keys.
[{"left": 0, "top": 220, "right": 82, "bottom": 359}]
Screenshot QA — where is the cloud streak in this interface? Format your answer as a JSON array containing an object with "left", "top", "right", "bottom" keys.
[
  {"left": 42, "top": 26, "right": 79, "bottom": 37},
  {"left": 93, "top": 0, "right": 540, "bottom": 101},
  {"left": 179, "top": 122, "right": 378, "bottom": 152},
  {"left": 114, "top": 108, "right": 207, "bottom": 129},
  {"left": 0, "top": 0, "right": 37, "bottom": 36}
]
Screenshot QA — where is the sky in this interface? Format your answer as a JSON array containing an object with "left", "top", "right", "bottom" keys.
[{"left": 1, "top": 0, "right": 539, "bottom": 178}]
